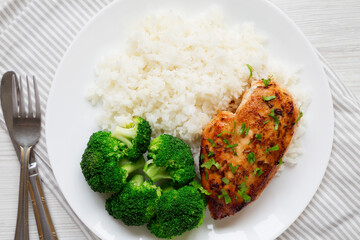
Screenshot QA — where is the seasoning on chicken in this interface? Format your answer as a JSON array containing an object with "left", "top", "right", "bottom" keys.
[{"left": 200, "top": 79, "right": 301, "bottom": 220}]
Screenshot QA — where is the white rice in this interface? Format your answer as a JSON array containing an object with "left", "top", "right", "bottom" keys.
[{"left": 87, "top": 9, "right": 310, "bottom": 170}]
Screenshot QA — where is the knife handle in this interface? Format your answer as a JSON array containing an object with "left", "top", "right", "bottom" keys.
[{"left": 28, "top": 161, "right": 57, "bottom": 240}]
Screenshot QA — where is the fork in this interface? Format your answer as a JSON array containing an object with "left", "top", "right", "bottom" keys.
[{"left": 12, "top": 75, "right": 41, "bottom": 240}]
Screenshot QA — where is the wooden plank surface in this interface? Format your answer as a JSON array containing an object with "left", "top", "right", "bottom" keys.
[{"left": 0, "top": 0, "right": 359, "bottom": 239}]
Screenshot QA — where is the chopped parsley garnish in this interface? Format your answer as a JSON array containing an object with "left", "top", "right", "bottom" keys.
[
  {"left": 225, "top": 144, "right": 238, "bottom": 149},
  {"left": 295, "top": 111, "right": 303, "bottom": 124},
  {"left": 207, "top": 138, "right": 215, "bottom": 147},
  {"left": 239, "top": 123, "right": 250, "bottom": 139},
  {"left": 229, "top": 163, "right": 239, "bottom": 173},
  {"left": 263, "top": 120, "right": 270, "bottom": 125},
  {"left": 247, "top": 152, "right": 256, "bottom": 164},
  {"left": 268, "top": 109, "right": 275, "bottom": 117},
  {"left": 238, "top": 177, "right": 248, "bottom": 191},
  {"left": 274, "top": 119, "right": 279, "bottom": 130},
  {"left": 225, "top": 144, "right": 238, "bottom": 155},
  {"left": 201, "top": 158, "right": 220, "bottom": 169},
  {"left": 277, "top": 158, "right": 283, "bottom": 166},
  {"left": 239, "top": 190, "right": 251, "bottom": 203},
  {"left": 201, "top": 189, "right": 211, "bottom": 195},
  {"left": 245, "top": 126, "right": 250, "bottom": 136},
  {"left": 222, "top": 177, "right": 230, "bottom": 185},
  {"left": 262, "top": 77, "right": 272, "bottom": 87},
  {"left": 200, "top": 154, "right": 205, "bottom": 162},
  {"left": 246, "top": 64, "right": 253, "bottom": 80},
  {"left": 265, "top": 144, "right": 279, "bottom": 154},
  {"left": 255, "top": 134, "right": 262, "bottom": 141},
  {"left": 268, "top": 109, "right": 279, "bottom": 130},
  {"left": 206, "top": 171, "right": 209, "bottom": 180},
  {"left": 248, "top": 140, "right": 253, "bottom": 145},
  {"left": 217, "top": 130, "right": 231, "bottom": 137},
  {"left": 217, "top": 121, "right": 236, "bottom": 137},
  {"left": 238, "top": 177, "right": 251, "bottom": 203},
  {"left": 218, "top": 189, "right": 232, "bottom": 204},
  {"left": 239, "top": 123, "right": 246, "bottom": 135},
  {"left": 215, "top": 162, "right": 221, "bottom": 169},
  {"left": 253, "top": 168, "right": 263, "bottom": 176},
  {"left": 231, "top": 120, "right": 236, "bottom": 134},
  {"left": 191, "top": 181, "right": 211, "bottom": 195},
  {"left": 231, "top": 148, "right": 238, "bottom": 155},
  {"left": 223, "top": 139, "right": 230, "bottom": 145},
  {"left": 208, "top": 151, "right": 214, "bottom": 157},
  {"left": 262, "top": 95, "right": 276, "bottom": 101}
]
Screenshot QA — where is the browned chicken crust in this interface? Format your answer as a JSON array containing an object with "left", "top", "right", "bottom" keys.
[{"left": 200, "top": 80, "right": 300, "bottom": 220}]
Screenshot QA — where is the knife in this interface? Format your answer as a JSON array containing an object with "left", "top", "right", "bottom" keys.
[{"left": 1, "top": 71, "right": 57, "bottom": 240}]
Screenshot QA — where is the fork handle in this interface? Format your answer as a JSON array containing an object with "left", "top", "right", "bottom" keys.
[
  {"left": 28, "top": 164, "right": 57, "bottom": 240},
  {"left": 15, "top": 146, "right": 31, "bottom": 240}
]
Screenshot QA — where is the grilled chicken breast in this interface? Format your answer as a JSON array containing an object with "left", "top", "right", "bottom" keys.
[{"left": 200, "top": 80, "right": 300, "bottom": 220}]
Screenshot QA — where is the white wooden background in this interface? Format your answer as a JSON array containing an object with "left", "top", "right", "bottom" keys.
[{"left": 0, "top": 0, "right": 359, "bottom": 239}]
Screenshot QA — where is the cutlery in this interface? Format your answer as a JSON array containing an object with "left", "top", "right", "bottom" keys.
[
  {"left": 12, "top": 75, "right": 40, "bottom": 240},
  {"left": 1, "top": 72, "right": 56, "bottom": 240}
]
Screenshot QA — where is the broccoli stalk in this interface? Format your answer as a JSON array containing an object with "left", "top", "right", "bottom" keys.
[
  {"left": 128, "top": 174, "right": 146, "bottom": 186},
  {"left": 144, "top": 134, "right": 196, "bottom": 186},
  {"left": 112, "top": 117, "right": 152, "bottom": 162},
  {"left": 143, "top": 160, "right": 172, "bottom": 183},
  {"left": 120, "top": 157, "right": 146, "bottom": 175},
  {"left": 112, "top": 127, "right": 136, "bottom": 148}
]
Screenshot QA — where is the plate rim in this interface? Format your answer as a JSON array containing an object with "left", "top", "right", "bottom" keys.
[{"left": 45, "top": 0, "right": 335, "bottom": 239}]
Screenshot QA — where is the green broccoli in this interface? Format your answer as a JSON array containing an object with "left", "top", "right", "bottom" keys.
[
  {"left": 80, "top": 131, "right": 145, "bottom": 193},
  {"left": 111, "top": 116, "right": 152, "bottom": 162},
  {"left": 147, "top": 185, "right": 206, "bottom": 239},
  {"left": 86, "top": 131, "right": 127, "bottom": 162},
  {"left": 105, "top": 175, "right": 161, "bottom": 226},
  {"left": 143, "top": 134, "right": 196, "bottom": 186}
]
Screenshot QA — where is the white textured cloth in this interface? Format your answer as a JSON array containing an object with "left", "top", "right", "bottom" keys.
[{"left": 0, "top": 0, "right": 359, "bottom": 239}]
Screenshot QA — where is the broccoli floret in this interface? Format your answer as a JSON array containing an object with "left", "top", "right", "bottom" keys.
[
  {"left": 105, "top": 175, "right": 161, "bottom": 226},
  {"left": 112, "top": 117, "right": 152, "bottom": 162},
  {"left": 143, "top": 134, "right": 196, "bottom": 186},
  {"left": 87, "top": 131, "right": 127, "bottom": 161},
  {"left": 80, "top": 131, "right": 145, "bottom": 193},
  {"left": 147, "top": 186, "right": 206, "bottom": 239}
]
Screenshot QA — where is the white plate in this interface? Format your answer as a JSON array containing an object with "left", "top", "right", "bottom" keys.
[{"left": 46, "top": 0, "right": 334, "bottom": 239}]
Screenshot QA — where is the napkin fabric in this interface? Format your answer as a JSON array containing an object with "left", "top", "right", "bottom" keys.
[{"left": 0, "top": 0, "right": 359, "bottom": 239}]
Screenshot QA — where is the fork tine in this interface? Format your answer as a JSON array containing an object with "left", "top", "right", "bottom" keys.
[
  {"left": 26, "top": 76, "right": 33, "bottom": 118},
  {"left": 18, "top": 76, "right": 26, "bottom": 118},
  {"left": 12, "top": 75, "right": 18, "bottom": 118},
  {"left": 33, "top": 76, "right": 41, "bottom": 118}
]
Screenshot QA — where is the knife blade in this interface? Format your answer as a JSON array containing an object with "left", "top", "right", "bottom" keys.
[
  {"left": 1, "top": 71, "right": 21, "bottom": 158},
  {"left": 1, "top": 71, "right": 57, "bottom": 240}
]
